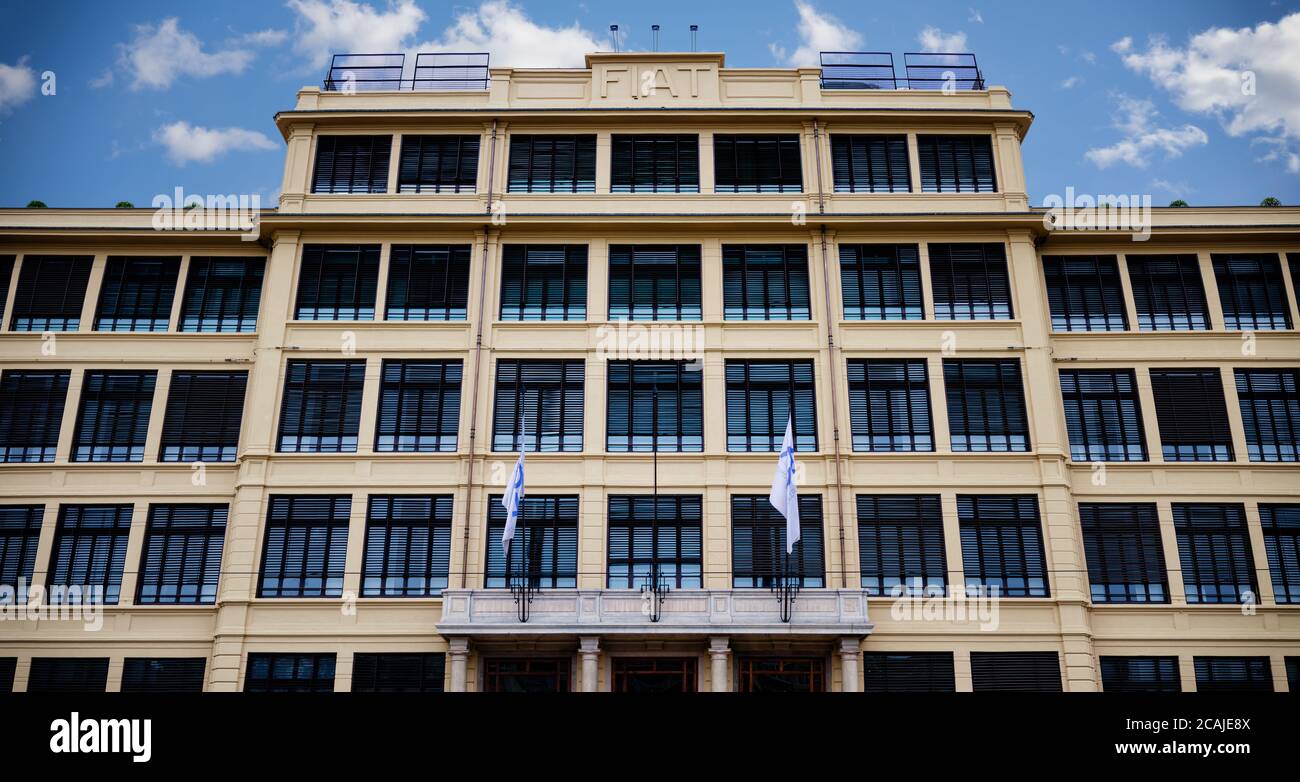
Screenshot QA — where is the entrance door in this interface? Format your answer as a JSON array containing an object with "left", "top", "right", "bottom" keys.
[
  {"left": 611, "top": 657, "right": 698, "bottom": 692},
  {"left": 481, "top": 657, "right": 571, "bottom": 692},
  {"left": 737, "top": 657, "right": 825, "bottom": 692}
]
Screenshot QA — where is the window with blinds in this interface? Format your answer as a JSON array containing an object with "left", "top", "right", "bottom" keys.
[
  {"left": 352, "top": 653, "right": 446, "bottom": 692},
  {"left": 1079, "top": 503, "right": 1168, "bottom": 603},
  {"left": 1194, "top": 657, "right": 1273, "bottom": 693},
  {"left": 610, "top": 134, "right": 700, "bottom": 193},
  {"left": 0, "top": 505, "right": 43, "bottom": 603},
  {"left": 179, "top": 257, "right": 264, "bottom": 332},
  {"left": 862, "top": 652, "right": 956, "bottom": 692},
  {"left": 506, "top": 134, "right": 597, "bottom": 193},
  {"left": 93, "top": 256, "right": 180, "bottom": 332},
  {"left": 136, "top": 504, "right": 227, "bottom": 605},
  {"left": 831, "top": 134, "right": 911, "bottom": 193},
  {"left": 485, "top": 495, "right": 578, "bottom": 588},
  {"left": 311, "top": 135, "right": 391, "bottom": 193},
  {"left": 277, "top": 360, "right": 366, "bottom": 453},
  {"left": 48, "top": 504, "right": 133, "bottom": 604},
  {"left": 244, "top": 653, "right": 336, "bottom": 692},
  {"left": 1260, "top": 504, "right": 1300, "bottom": 604},
  {"left": 72, "top": 371, "right": 156, "bottom": 462},
  {"left": 499, "top": 244, "right": 587, "bottom": 321},
  {"left": 0, "top": 369, "right": 69, "bottom": 462},
  {"left": 27, "top": 658, "right": 109, "bottom": 693},
  {"left": 917, "top": 135, "right": 997, "bottom": 193},
  {"left": 295, "top": 245, "right": 380, "bottom": 320},
  {"left": 1100, "top": 656, "right": 1181, "bottom": 693},
  {"left": 9, "top": 255, "right": 93, "bottom": 331},
  {"left": 607, "top": 495, "right": 703, "bottom": 589},
  {"left": 1150, "top": 368, "right": 1234, "bottom": 461},
  {"left": 958, "top": 495, "right": 1048, "bottom": 597},
  {"left": 713, "top": 134, "right": 803, "bottom": 193},
  {"left": 970, "top": 652, "right": 1062, "bottom": 692},
  {"left": 725, "top": 360, "right": 818, "bottom": 452},
  {"left": 944, "top": 359, "right": 1029, "bottom": 452},
  {"left": 606, "top": 361, "right": 703, "bottom": 452},
  {"left": 929, "top": 243, "right": 1012, "bottom": 319},
  {"left": 121, "top": 658, "right": 207, "bottom": 693},
  {"left": 258, "top": 495, "right": 350, "bottom": 598},
  {"left": 1126, "top": 254, "right": 1209, "bottom": 331},
  {"left": 491, "top": 359, "right": 584, "bottom": 452},
  {"left": 1288, "top": 657, "right": 1300, "bottom": 692},
  {"left": 1212, "top": 253, "right": 1292, "bottom": 330},
  {"left": 0, "top": 657, "right": 13, "bottom": 693},
  {"left": 1235, "top": 368, "right": 1300, "bottom": 461},
  {"left": 159, "top": 371, "right": 247, "bottom": 462},
  {"left": 1059, "top": 369, "right": 1147, "bottom": 461},
  {"left": 1174, "top": 503, "right": 1257, "bottom": 604},
  {"left": 397, "top": 134, "right": 479, "bottom": 193},
  {"left": 847, "top": 360, "right": 933, "bottom": 452},
  {"left": 362, "top": 495, "right": 452, "bottom": 597},
  {"left": 722, "top": 244, "right": 811, "bottom": 320},
  {"left": 731, "top": 494, "right": 825, "bottom": 588},
  {"left": 0, "top": 255, "right": 12, "bottom": 325},
  {"left": 1042, "top": 255, "right": 1128, "bottom": 331},
  {"left": 375, "top": 360, "right": 461, "bottom": 453},
  {"left": 839, "top": 244, "right": 923, "bottom": 320},
  {"left": 857, "top": 495, "right": 946, "bottom": 596},
  {"left": 608, "top": 245, "right": 702, "bottom": 321},
  {"left": 385, "top": 245, "right": 471, "bottom": 321}
]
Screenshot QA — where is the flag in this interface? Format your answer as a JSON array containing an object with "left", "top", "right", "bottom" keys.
[
  {"left": 501, "top": 429, "right": 526, "bottom": 556},
  {"left": 769, "top": 415, "right": 800, "bottom": 554}
]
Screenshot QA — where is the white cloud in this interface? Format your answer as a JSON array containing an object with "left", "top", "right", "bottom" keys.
[
  {"left": 287, "top": 0, "right": 427, "bottom": 70},
  {"left": 119, "top": 18, "right": 255, "bottom": 90},
  {"left": 968, "top": 9, "right": 984, "bottom": 24},
  {"left": 417, "top": 0, "right": 608, "bottom": 67},
  {"left": 1080, "top": 50, "right": 1096, "bottom": 64},
  {"left": 1085, "top": 94, "right": 1208, "bottom": 169},
  {"left": 153, "top": 121, "right": 277, "bottom": 165},
  {"left": 1111, "top": 36, "right": 1132, "bottom": 54},
  {"left": 237, "top": 29, "right": 289, "bottom": 46},
  {"left": 1253, "top": 137, "right": 1300, "bottom": 173},
  {"left": 1060, "top": 76, "right": 1081, "bottom": 89},
  {"left": 0, "top": 57, "right": 37, "bottom": 112},
  {"left": 89, "top": 68, "right": 114, "bottom": 89},
  {"left": 917, "top": 26, "right": 968, "bottom": 53},
  {"left": 772, "top": 1, "right": 863, "bottom": 67}
]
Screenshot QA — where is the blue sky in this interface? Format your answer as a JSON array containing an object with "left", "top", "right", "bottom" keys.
[{"left": 1, "top": 0, "right": 1298, "bottom": 208}]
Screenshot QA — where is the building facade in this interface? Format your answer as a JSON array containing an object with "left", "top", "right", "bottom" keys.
[{"left": 1, "top": 51, "right": 1298, "bottom": 693}]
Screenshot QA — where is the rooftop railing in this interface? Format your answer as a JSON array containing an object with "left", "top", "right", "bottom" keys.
[
  {"left": 820, "top": 51, "right": 985, "bottom": 90},
  {"left": 323, "top": 52, "right": 490, "bottom": 92}
]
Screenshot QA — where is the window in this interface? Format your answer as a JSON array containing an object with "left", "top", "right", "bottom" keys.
[
  {"left": 482, "top": 658, "right": 570, "bottom": 692},
  {"left": 737, "top": 657, "right": 824, "bottom": 692},
  {"left": 839, "top": 244, "right": 923, "bottom": 320},
  {"left": 1260, "top": 504, "right": 1300, "bottom": 604},
  {"left": 136, "top": 504, "right": 227, "bottom": 605},
  {"left": 27, "top": 658, "right": 109, "bottom": 693},
  {"left": 9, "top": 255, "right": 93, "bottom": 331},
  {"left": 608, "top": 245, "right": 702, "bottom": 321},
  {"left": 375, "top": 360, "right": 461, "bottom": 453},
  {"left": 917, "top": 135, "right": 997, "bottom": 193},
  {"left": 244, "top": 653, "right": 336, "bottom": 692},
  {"left": 862, "top": 653, "right": 956, "bottom": 693},
  {"left": 1150, "top": 369, "right": 1234, "bottom": 461},
  {"left": 713, "top": 134, "right": 803, "bottom": 193},
  {"left": 929, "top": 243, "right": 1012, "bottom": 320},
  {"left": 94, "top": 256, "right": 179, "bottom": 331},
  {"left": 258, "top": 496, "right": 351, "bottom": 598},
  {"left": 159, "top": 371, "right": 247, "bottom": 462},
  {"left": 499, "top": 245, "right": 587, "bottom": 321},
  {"left": 831, "top": 134, "right": 910, "bottom": 193},
  {"left": 1174, "top": 503, "right": 1257, "bottom": 604},
  {"left": 1079, "top": 503, "right": 1168, "bottom": 603},
  {"left": 722, "top": 244, "right": 811, "bottom": 320},
  {"left": 0, "top": 255, "right": 12, "bottom": 325},
  {"left": 397, "top": 134, "right": 479, "bottom": 193},
  {"left": 607, "top": 495, "right": 703, "bottom": 589},
  {"left": 0, "top": 657, "right": 13, "bottom": 693},
  {"left": 1059, "top": 369, "right": 1147, "bottom": 461},
  {"left": 610, "top": 134, "right": 699, "bottom": 193},
  {"left": 48, "top": 504, "right": 132, "bottom": 604},
  {"left": 72, "top": 371, "right": 156, "bottom": 462},
  {"left": 612, "top": 658, "right": 697, "bottom": 693},
  {"left": 857, "top": 495, "right": 946, "bottom": 596},
  {"left": 1042, "top": 255, "right": 1128, "bottom": 331},
  {"left": 1288, "top": 657, "right": 1299, "bottom": 693},
  {"left": 121, "top": 658, "right": 207, "bottom": 692},
  {"left": 352, "top": 653, "right": 445, "bottom": 692},
  {"left": 490, "top": 359, "right": 584, "bottom": 452},
  {"left": 847, "top": 360, "right": 933, "bottom": 452},
  {"left": 944, "top": 359, "right": 1029, "bottom": 452},
  {"left": 725, "top": 360, "right": 817, "bottom": 452},
  {"left": 1100, "top": 657, "right": 1181, "bottom": 693},
  {"left": 1212, "top": 253, "right": 1291, "bottom": 330},
  {"left": 0, "top": 506, "right": 43, "bottom": 602},
  {"left": 958, "top": 495, "right": 1048, "bottom": 597},
  {"left": 506, "top": 135, "right": 596, "bottom": 193},
  {"left": 606, "top": 362, "right": 703, "bottom": 452},
  {"left": 1194, "top": 657, "right": 1273, "bottom": 693},
  {"left": 0, "top": 369, "right": 69, "bottom": 462},
  {"left": 485, "top": 495, "right": 578, "bottom": 588},
  {"left": 1235, "top": 368, "right": 1300, "bottom": 462},
  {"left": 295, "top": 245, "right": 380, "bottom": 320},
  {"left": 731, "top": 494, "right": 825, "bottom": 588},
  {"left": 970, "top": 652, "right": 1061, "bottom": 692},
  {"left": 179, "top": 257, "right": 264, "bottom": 332},
  {"left": 1126, "top": 254, "right": 1209, "bottom": 331},
  {"left": 385, "top": 245, "right": 471, "bottom": 321},
  {"left": 362, "top": 495, "right": 452, "bottom": 597},
  {"left": 277, "top": 360, "right": 366, "bottom": 453},
  {"left": 311, "top": 135, "right": 391, "bottom": 193}
]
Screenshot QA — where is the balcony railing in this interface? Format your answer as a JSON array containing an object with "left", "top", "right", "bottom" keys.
[
  {"left": 821, "top": 51, "right": 985, "bottom": 90},
  {"left": 323, "top": 52, "right": 490, "bottom": 92}
]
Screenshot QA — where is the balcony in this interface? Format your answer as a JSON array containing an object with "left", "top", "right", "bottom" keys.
[
  {"left": 322, "top": 52, "right": 490, "bottom": 91},
  {"left": 820, "top": 51, "right": 986, "bottom": 90}
]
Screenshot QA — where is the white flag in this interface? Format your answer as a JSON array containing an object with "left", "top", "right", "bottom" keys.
[
  {"left": 501, "top": 433, "right": 526, "bottom": 555},
  {"left": 769, "top": 415, "right": 800, "bottom": 554}
]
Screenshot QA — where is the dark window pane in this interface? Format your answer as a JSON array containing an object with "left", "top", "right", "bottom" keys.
[
  {"left": 1100, "top": 656, "right": 1180, "bottom": 693},
  {"left": 0, "top": 505, "right": 43, "bottom": 602},
  {"left": 725, "top": 360, "right": 817, "bottom": 452},
  {"left": 1042, "top": 255, "right": 1128, "bottom": 331},
  {"left": 244, "top": 653, "right": 336, "bottom": 692},
  {"left": 1150, "top": 368, "right": 1234, "bottom": 461},
  {"left": 179, "top": 257, "right": 264, "bottom": 332},
  {"left": 9, "top": 255, "right": 93, "bottom": 331},
  {"left": 1235, "top": 369, "right": 1300, "bottom": 462},
  {"left": 397, "top": 135, "right": 478, "bottom": 193},
  {"left": 1194, "top": 657, "right": 1272, "bottom": 692},
  {"left": 970, "top": 652, "right": 1061, "bottom": 692},
  {"left": 831, "top": 135, "right": 910, "bottom": 193},
  {"left": 958, "top": 495, "right": 1048, "bottom": 597},
  {"left": 1261, "top": 504, "right": 1300, "bottom": 604},
  {"left": 1127, "top": 254, "right": 1209, "bottom": 331},
  {"left": 847, "top": 360, "right": 933, "bottom": 452},
  {"left": 48, "top": 504, "right": 133, "bottom": 604},
  {"left": 840, "top": 244, "right": 922, "bottom": 320},
  {"left": 722, "top": 245, "right": 810, "bottom": 320},
  {"left": 94, "top": 256, "right": 180, "bottom": 332},
  {"left": 376, "top": 360, "right": 461, "bottom": 453},
  {"left": 121, "top": 658, "right": 207, "bottom": 692},
  {"left": 863, "top": 652, "right": 955, "bottom": 692},
  {"left": 607, "top": 495, "right": 703, "bottom": 589},
  {"left": 482, "top": 657, "right": 570, "bottom": 692},
  {"left": 385, "top": 245, "right": 470, "bottom": 321},
  {"left": 72, "top": 371, "right": 156, "bottom": 462},
  {"left": 929, "top": 243, "right": 1012, "bottom": 320},
  {"left": 1079, "top": 503, "right": 1168, "bottom": 603},
  {"left": 857, "top": 495, "right": 946, "bottom": 595},
  {"left": 485, "top": 495, "right": 578, "bottom": 588},
  {"left": 491, "top": 359, "right": 584, "bottom": 452},
  {"left": 917, "top": 135, "right": 996, "bottom": 193},
  {"left": 730, "top": 494, "right": 825, "bottom": 588},
  {"left": 159, "top": 371, "right": 247, "bottom": 462},
  {"left": 136, "top": 504, "right": 227, "bottom": 605},
  {"left": 27, "top": 658, "right": 109, "bottom": 693},
  {"left": 277, "top": 360, "right": 366, "bottom": 453},
  {"left": 944, "top": 359, "right": 1029, "bottom": 452},
  {"left": 1212, "top": 253, "right": 1291, "bottom": 330},
  {"left": 362, "top": 495, "right": 452, "bottom": 597},
  {"left": 0, "top": 370, "right": 69, "bottom": 462},
  {"left": 500, "top": 245, "right": 587, "bottom": 321},
  {"left": 312, "top": 135, "right": 391, "bottom": 193},
  {"left": 1174, "top": 503, "right": 1257, "bottom": 604},
  {"left": 608, "top": 245, "right": 701, "bottom": 321},
  {"left": 1059, "top": 369, "right": 1147, "bottom": 461},
  {"left": 737, "top": 657, "right": 824, "bottom": 692},
  {"left": 295, "top": 245, "right": 379, "bottom": 320},
  {"left": 611, "top": 134, "right": 699, "bottom": 193},
  {"left": 506, "top": 135, "right": 596, "bottom": 193},
  {"left": 606, "top": 361, "right": 703, "bottom": 452},
  {"left": 714, "top": 135, "right": 802, "bottom": 193},
  {"left": 258, "top": 496, "right": 350, "bottom": 598},
  {"left": 352, "top": 653, "right": 445, "bottom": 692}
]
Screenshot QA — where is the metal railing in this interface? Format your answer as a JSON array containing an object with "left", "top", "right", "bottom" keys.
[
  {"left": 820, "top": 51, "right": 985, "bottom": 90},
  {"left": 323, "top": 52, "right": 490, "bottom": 92},
  {"left": 820, "top": 51, "right": 899, "bottom": 89}
]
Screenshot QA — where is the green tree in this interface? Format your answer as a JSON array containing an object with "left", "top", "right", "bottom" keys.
[
  {"left": 25, "top": 200, "right": 47, "bottom": 208},
  {"left": 1260, "top": 196, "right": 1281, "bottom": 207},
  {"left": 1168, "top": 199, "right": 1189, "bottom": 207},
  {"left": 115, "top": 201, "right": 134, "bottom": 208}
]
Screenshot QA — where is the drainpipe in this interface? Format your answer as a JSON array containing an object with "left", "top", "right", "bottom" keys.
[{"left": 811, "top": 119, "right": 826, "bottom": 215}]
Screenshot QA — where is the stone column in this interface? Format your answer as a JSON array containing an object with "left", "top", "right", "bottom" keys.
[
  {"left": 579, "top": 636, "right": 601, "bottom": 692},
  {"left": 709, "top": 636, "right": 731, "bottom": 692},
  {"left": 839, "top": 637, "right": 861, "bottom": 693},
  {"left": 448, "top": 637, "right": 470, "bottom": 692}
]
